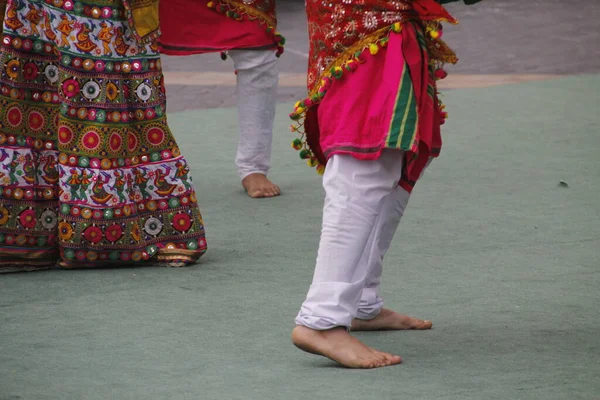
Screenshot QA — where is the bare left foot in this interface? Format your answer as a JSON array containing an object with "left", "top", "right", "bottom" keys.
[
  {"left": 242, "top": 173, "right": 281, "bottom": 198},
  {"left": 291, "top": 326, "right": 402, "bottom": 368},
  {"left": 351, "top": 308, "right": 433, "bottom": 331}
]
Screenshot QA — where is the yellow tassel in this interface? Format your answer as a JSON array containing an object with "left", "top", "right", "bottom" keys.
[
  {"left": 430, "top": 30, "right": 440, "bottom": 39},
  {"left": 294, "top": 100, "right": 301, "bottom": 108},
  {"left": 392, "top": 22, "right": 402, "bottom": 33},
  {"left": 295, "top": 106, "right": 305, "bottom": 114},
  {"left": 316, "top": 164, "right": 325, "bottom": 175},
  {"left": 369, "top": 43, "right": 379, "bottom": 55},
  {"left": 207, "top": 1, "right": 214, "bottom": 7},
  {"left": 307, "top": 158, "right": 318, "bottom": 168}
]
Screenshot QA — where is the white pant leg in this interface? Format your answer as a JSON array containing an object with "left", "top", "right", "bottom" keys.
[
  {"left": 356, "top": 157, "right": 434, "bottom": 319},
  {"left": 295, "top": 150, "right": 405, "bottom": 330},
  {"left": 355, "top": 186, "right": 411, "bottom": 320},
  {"left": 228, "top": 49, "right": 278, "bottom": 180}
]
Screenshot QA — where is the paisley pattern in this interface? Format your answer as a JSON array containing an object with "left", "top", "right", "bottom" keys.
[
  {"left": 306, "top": 0, "right": 413, "bottom": 90},
  {"left": 0, "top": 0, "right": 207, "bottom": 271},
  {"left": 304, "top": 0, "right": 457, "bottom": 92}
]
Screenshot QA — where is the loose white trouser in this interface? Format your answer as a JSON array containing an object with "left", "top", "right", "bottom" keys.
[
  {"left": 295, "top": 150, "right": 414, "bottom": 330},
  {"left": 227, "top": 49, "right": 279, "bottom": 180}
]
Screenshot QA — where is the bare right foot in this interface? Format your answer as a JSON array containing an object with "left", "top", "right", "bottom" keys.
[
  {"left": 241, "top": 173, "right": 281, "bottom": 198},
  {"left": 291, "top": 325, "right": 402, "bottom": 369}
]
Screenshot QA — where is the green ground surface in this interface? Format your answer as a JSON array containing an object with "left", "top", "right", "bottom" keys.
[{"left": 1, "top": 75, "right": 599, "bottom": 400}]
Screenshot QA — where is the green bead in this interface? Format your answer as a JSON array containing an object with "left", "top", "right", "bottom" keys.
[
  {"left": 78, "top": 156, "right": 90, "bottom": 167},
  {"left": 37, "top": 237, "right": 47, "bottom": 246},
  {"left": 155, "top": 105, "right": 164, "bottom": 117},
  {"left": 103, "top": 209, "right": 114, "bottom": 219},
  {"left": 61, "top": 55, "right": 71, "bottom": 65},
  {"left": 299, "top": 149, "right": 311, "bottom": 160},
  {"left": 16, "top": 136, "right": 26, "bottom": 146},
  {"left": 168, "top": 198, "right": 180, "bottom": 208},
  {"left": 109, "top": 251, "right": 120, "bottom": 261},
  {"left": 105, "top": 62, "right": 114, "bottom": 73},
  {"left": 0, "top": 234, "right": 4, "bottom": 243},
  {"left": 147, "top": 245, "right": 158, "bottom": 255},
  {"left": 150, "top": 152, "right": 161, "bottom": 162},
  {"left": 64, "top": 249, "right": 75, "bottom": 259},
  {"left": 187, "top": 241, "right": 198, "bottom": 250},
  {"left": 34, "top": 41, "right": 44, "bottom": 52},
  {"left": 60, "top": 103, "right": 69, "bottom": 114},
  {"left": 74, "top": 2, "right": 84, "bottom": 13},
  {"left": 61, "top": 204, "right": 71, "bottom": 215},
  {"left": 96, "top": 110, "right": 106, "bottom": 122},
  {"left": 118, "top": 158, "right": 126, "bottom": 167}
]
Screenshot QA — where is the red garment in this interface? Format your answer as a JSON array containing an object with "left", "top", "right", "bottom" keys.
[
  {"left": 158, "top": 0, "right": 280, "bottom": 55},
  {"left": 307, "top": 23, "right": 442, "bottom": 192},
  {"left": 290, "top": 0, "right": 457, "bottom": 192}
]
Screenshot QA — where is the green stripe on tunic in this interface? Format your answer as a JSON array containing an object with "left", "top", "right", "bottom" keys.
[{"left": 387, "top": 62, "right": 418, "bottom": 149}]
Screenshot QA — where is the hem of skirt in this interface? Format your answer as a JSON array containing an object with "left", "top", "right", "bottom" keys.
[
  {"left": 57, "top": 248, "right": 206, "bottom": 269},
  {"left": 323, "top": 144, "right": 397, "bottom": 161},
  {"left": 158, "top": 42, "right": 278, "bottom": 56},
  {"left": 0, "top": 247, "right": 59, "bottom": 273},
  {"left": 0, "top": 262, "right": 58, "bottom": 273},
  {"left": 206, "top": 0, "right": 285, "bottom": 56},
  {"left": 288, "top": 17, "right": 457, "bottom": 177},
  {"left": 324, "top": 141, "right": 441, "bottom": 157}
]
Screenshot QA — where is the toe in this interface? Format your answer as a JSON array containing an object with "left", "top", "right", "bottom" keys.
[
  {"left": 248, "top": 189, "right": 264, "bottom": 198},
  {"left": 375, "top": 351, "right": 402, "bottom": 366}
]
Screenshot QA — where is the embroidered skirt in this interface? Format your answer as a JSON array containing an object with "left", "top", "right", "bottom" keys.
[{"left": 0, "top": 0, "right": 207, "bottom": 271}]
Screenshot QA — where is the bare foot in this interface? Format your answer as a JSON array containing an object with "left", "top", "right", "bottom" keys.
[
  {"left": 242, "top": 173, "right": 281, "bottom": 198},
  {"left": 351, "top": 308, "right": 432, "bottom": 331},
  {"left": 291, "top": 325, "right": 402, "bottom": 369}
]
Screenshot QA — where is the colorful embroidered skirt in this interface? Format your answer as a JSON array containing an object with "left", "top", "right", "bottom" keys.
[
  {"left": 290, "top": 0, "right": 457, "bottom": 193},
  {"left": 0, "top": 0, "right": 207, "bottom": 271},
  {"left": 158, "top": 0, "right": 283, "bottom": 56}
]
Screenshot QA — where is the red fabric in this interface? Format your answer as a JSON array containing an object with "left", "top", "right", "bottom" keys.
[
  {"left": 309, "top": 24, "right": 441, "bottom": 192},
  {"left": 158, "top": 0, "right": 276, "bottom": 55},
  {"left": 314, "top": 34, "right": 407, "bottom": 163}
]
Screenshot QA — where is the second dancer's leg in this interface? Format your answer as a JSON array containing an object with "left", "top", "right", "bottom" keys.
[
  {"left": 352, "top": 182, "right": 432, "bottom": 331},
  {"left": 229, "top": 49, "right": 280, "bottom": 198}
]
